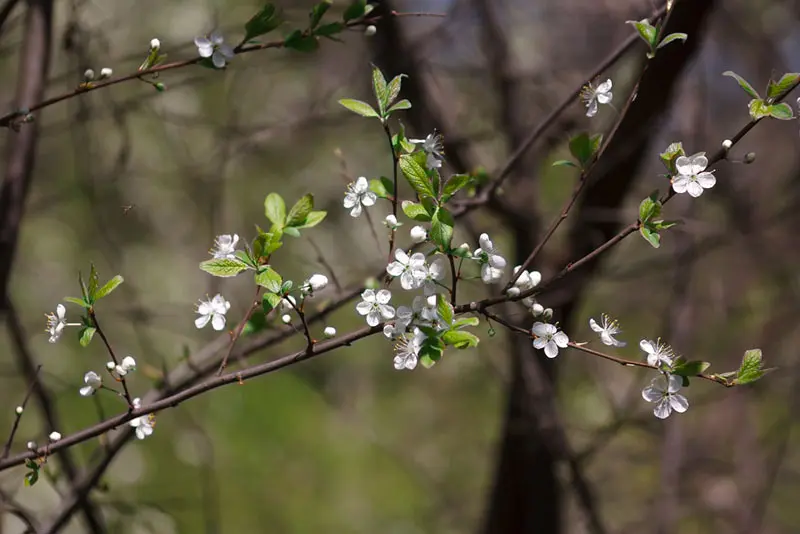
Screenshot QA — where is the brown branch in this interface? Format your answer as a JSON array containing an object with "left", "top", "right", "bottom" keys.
[
  {"left": 89, "top": 309, "right": 133, "bottom": 407},
  {"left": 217, "top": 286, "right": 262, "bottom": 375},
  {"left": 1, "top": 363, "right": 39, "bottom": 459}
]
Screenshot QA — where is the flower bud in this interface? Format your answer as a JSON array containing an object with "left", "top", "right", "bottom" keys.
[
  {"left": 49, "top": 431, "right": 61, "bottom": 442},
  {"left": 542, "top": 308, "right": 553, "bottom": 320},
  {"left": 150, "top": 38, "right": 161, "bottom": 50},
  {"left": 308, "top": 274, "right": 328, "bottom": 291},
  {"left": 744, "top": 152, "right": 756, "bottom": 164},
  {"left": 15, "top": 406, "right": 23, "bottom": 415},
  {"left": 531, "top": 303, "right": 544, "bottom": 316},
  {"left": 410, "top": 225, "right": 427, "bottom": 243},
  {"left": 364, "top": 25, "right": 377, "bottom": 37},
  {"left": 281, "top": 314, "right": 292, "bottom": 324},
  {"left": 323, "top": 326, "right": 336, "bottom": 338},
  {"left": 506, "top": 287, "right": 521, "bottom": 297},
  {"left": 722, "top": 139, "right": 732, "bottom": 150},
  {"left": 83, "top": 68, "right": 95, "bottom": 81},
  {"left": 384, "top": 214, "right": 399, "bottom": 228},
  {"left": 106, "top": 361, "right": 115, "bottom": 371},
  {"left": 26, "top": 441, "right": 37, "bottom": 451},
  {"left": 99, "top": 67, "right": 113, "bottom": 79}
]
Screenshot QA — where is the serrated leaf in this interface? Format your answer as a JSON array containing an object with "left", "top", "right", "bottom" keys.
[
  {"left": 442, "top": 173, "right": 471, "bottom": 199},
  {"left": 626, "top": 19, "right": 658, "bottom": 47},
  {"left": 420, "top": 196, "right": 437, "bottom": 216},
  {"left": 262, "top": 292, "right": 283, "bottom": 313},
  {"left": 430, "top": 208, "right": 454, "bottom": 249},
  {"left": 370, "top": 178, "right": 390, "bottom": 198},
  {"left": 552, "top": 159, "right": 577, "bottom": 168},
  {"left": 735, "top": 348, "right": 773, "bottom": 385},
  {"left": 94, "top": 275, "right": 124, "bottom": 300},
  {"left": 387, "top": 99, "right": 411, "bottom": 114},
  {"left": 452, "top": 317, "right": 480, "bottom": 329},
  {"left": 766, "top": 73, "right": 800, "bottom": 101},
  {"left": 437, "top": 294, "right": 454, "bottom": 325},
  {"left": 672, "top": 360, "right": 711, "bottom": 376},
  {"left": 285, "top": 30, "right": 319, "bottom": 53},
  {"left": 638, "top": 193, "right": 661, "bottom": 224},
  {"left": 749, "top": 99, "right": 771, "bottom": 120},
  {"left": 399, "top": 154, "right": 436, "bottom": 198},
  {"left": 244, "top": 3, "right": 283, "bottom": 42},
  {"left": 293, "top": 210, "right": 327, "bottom": 229},
  {"left": 402, "top": 201, "right": 432, "bottom": 222},
  {"left": 660, "top": 142, "right": 685, "bottom": 174},
  {"left": 723, "top": 71, "right": 761, "bottom": 99},
  {"left": 640, "top": 225, "right": 660, "bottom": 248},
  {"left": 385, "top": 74, "right": 406, "bottom": 108},
  {"left": 286, "top": 194, "right": 314, "bottom": 226},
  {"left": 255, "top": 266, "right": 283, "bottom": 292},
  {"left": 79, "top": 327, "right": 96, "bottom": 347},
  {"left": 768, "top": 102, "right": 794, "bottom": 120},
  {"left": 343, "top": 0, "right": 367, "bottom": 22},
  {"left": 442, "top": 330, "right": 480, "bottom": 349},
  {"left": 657, "top": 32, "right": 688, "bottom": 49},
  {"left": 200, "top": 258, "right": 249, "bottom": 277},
  {"left": 372, "top": 65, "right": 388, "bottom": 115},
  {"left": 309, "top": 0, "right": 332, "bottom": 29},
  {"left": 88, "top": 264, "right": 99, "bottom": 301},
  {"left": 338, "top": 98, "right": 379, "bottom": 118},
  {"left": 264, "top": 193, "right": 286, "bottom": 226},
  {"left": 64, "top": 296, "right": 89, "bottom": 308}
]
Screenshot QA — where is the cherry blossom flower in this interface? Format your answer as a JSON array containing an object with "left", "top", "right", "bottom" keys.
[
  {"left": 210, "top": 234, "right": 239, "bottom": 259},
  {"left": 386, "top": 249, "right": 426, "bottom": 290},
  {"left": 323, "top": 326, "right": 336, "bottom": 338},
  {"left": 343, "top": 177, "right": 377, "bottom": 217},
  {"left": 641, "top": 374, "right": 689, "bottom": 419},
  {"left": 305, "top": 274, "right": 328, "bottom": 292},
  {"left": 581, "top": 78, "right": 613, "bottom": 117},
  {"left": 409, "top": 132, "right": 444, "bottom": 169},
  {"left": 45, "top": 304, "right": 79, "bottom": 343},
  {"left": 79, "top": 371, "right": 102, "bottom": 396},
  {"left": 195, "top": 294, "right": 231, "bottom": 331},
  {"left": 507, "top": 266, "right": 541, "bottom": 297},
  {"left": 671, "top": 153, "right": 716, "bottom": 198},
  {"left": 474, "top": 233, "right": 506, "bottom": 284},
  {"left": 588, "top": 314, "right": 627, "bottom": 347},
  {"left": 640, "top": 338, "right": 675, "bottom": 367},
  {"left": 130, "top": 398, "right": 155, "bottom": 440},
  {"left": 410, "top": 225, "right": 427, "bottom": 243},
  {"left": 420, "top": 256, "right": 446, "bottom": 295},
  {"left": 194, "top": 32, "right": 234, "bottom": 68},
  {"left": 114, "top": 356, "right": 137, "bottom": 378},
  {"left": 356, "top": 289, "right": 395, "bottom": 326},
  {"left": 393, "top": 329, "right": 426, "bottom": 370},
  {"left": 532, "top": 322, "right": 569, "bottom": 358}
]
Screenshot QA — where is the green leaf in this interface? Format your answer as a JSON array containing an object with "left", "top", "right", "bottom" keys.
[
  {"left": 650, "top": 219, "right": 680, "bottom": 230},
  {"left": 399, "top": 154, "right": 435, "bottom": 198},
  {"left": 551, "top": 159, "right": 577, "bottom": 168},
  {"left": 419, "top": 336, "right": 444, "bottom": 368},
  {"left": 370, "top": 178, "right": 391, "bottom": 198},
  {"left": 255, "top": 266, "right": 283, "bottom": 293},
  {"left": 281, "top": 280, "right": 293, "bottom": 294},
  {"left": 243, "top": 309, "right": 268, "bottom": 336},
  {"left": 749, "top": 99, "right": 771, "bottom": 120},
  {"left": 199, "top": 258, "right": 249, "bottom": 277},
  {"left": 293, "top": 210, "right": 327, "bottom": 229},
  {"left": 343, "top": 0, "right": 367, "bottom": 22},
  {"left": 262, "top": 292, "right": 283, "bottom": 313},
  {"left": 315, "top": 21, "right": 345, "bottom": 37},
  {"left": 568, "top": 132, "right": 595, "bottom": 167},
  {"left": 338, "top": 98, "right": 379, "bottom": 118},
  {"left": 309, "top": 0, "right": 332, "bottom": 29},
  {"left": 723, "top": 71, "right": 761, "bottom": 99},
  {"left": 94, "top": 275, "right": 124, "bottom": 300},
  {"left": 672, "top": 360, "right": 711, "bottom": 376},
  {"left": 385, "top": 74, "right": 406, "bottom": 108},
  {"left": 284, "top": 227, "right": 300, "bottom": 237},
  {"left": 402, "top": 201, "right": 432, "bottom": 222},
  {"left": 768, "top": 102, "right": 794, "bottom": 120},
  {"left": 79, "top": 272, "right": 89, "bottom": 302},
  {"left": 286, "top": 194, "right": 314, "bottom": 226},
  {"left": 420, "top": 196, "right": 438, "bottom": 217},
  {"left": 430, "top": 208, "right": 454, "bottom": 249},
  {"left": 442, "top": 173, "right": 471, "bottom": 199},
  {"left": 88, "top": 264, "right": 99, "bottom": 301},
  {"left": 380, "top": 176, "right": 395, "bottom": 196},
  {"left": 766, "top": 73, "right": 800, "bottom": 101},
  {"left": 264, "top": 193, "right": 286, "bottom": 226},
  {"left": 387, "top": 99, "right": 411, "bottom": 114},
  {"left": 638, "top": 191, "right": 661, "bottom": 224},
  {"left": 657, "top": 32, "right": 688, "bottom": 49},
  {"left": 24, "top": 469, "right": 39, "bottom": 487},
  {"left": 452, "top": 317, "right": 480, "bottom": 329},
  {"left": 735, "top": 348, "right": 773, "bottom": 385},
  {"left": 626, "top": 19, "right": 658, "bottom": 47},
  {"left": 244, "top": 3, "right": 283, "bottom": 42},
  {"left": 79, "top": 326, "right": 96, "bottom": 347},
  {"left": 442, "top": 330, "right": 480, "bottom": 349},
  {"left": 659, "top": 142, "right": 685, "bottom": 174},
  {"left": 64, "top": 296, "right": 89, "bottom": 308},
  {"left": 371, "top": 65, "right": 388, "bottom": 115},
  {"left": 285, "top": 30, "right": 319, "bottom": 53},
  {"left": 640, "top": 225, "right": 660, "bottom": 248},
  {"left": 437, "top": 294, "right": 454, "bottom": 325}
]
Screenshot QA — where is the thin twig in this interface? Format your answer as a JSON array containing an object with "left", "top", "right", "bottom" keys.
[
  {"left": 448, "top": 253, "right": 458, "bottom": 305},
  {"left": 383, "top": 122, "right": 400, "bottom": 260},
  {"left": 89, "top": 309, "right": 133, "bottom": 407},
  {"left": 216, "top": 285, "right": 262, "bottom": 375},
  {"left": 1, "top": 365, "right": 40, "bottom": 459},
  {"left": 285, "top": 297, "right": 315, "bottom": 351}
]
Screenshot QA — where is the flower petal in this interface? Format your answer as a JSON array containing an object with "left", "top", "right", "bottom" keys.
[
  {"left": 212, "top": 51, "right": 226, "bottom": 68},
  {"left": 671, "top": 176, "right": 689, "bottom": 193},
  {"left": 697, "top": 171, "right": 716, "bottom": 188},
  {"left": 674, "top": 156, "right": 692, "bottom": 175},
  {"left": 670, "top": 394, "right": 689, "bottom": 413},
  {"left": 653, "top": 399, "right": 672, "bottom": 419},
  {"left": 585, "top": 99, "right": 598, "bottom": 117},
  {"left": 211, "top": 314, "right": 226, "bottom": 331},
  {"left": 544, "top": 341, "right": 559, "bottom": 358},
  {"left": 356, "top": 301, "right": 372, "bottom": 316},
  {"left": 195, "top": 314, "right": 211, "bottom": 329},
  {"left": 589, "top": 318, "right": 602, "bottom": 333},
  {"left": 687, "top": 181, "right": 704, "bottom": 197},
  {"left": 553, "top": 331, "right": 569, "bottom": 347},
  {"left": 641, "top": 386, "right": 662, "bottom": 402}
]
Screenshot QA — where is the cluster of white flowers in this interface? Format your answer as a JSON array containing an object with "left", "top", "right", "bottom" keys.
[{"left": 473, "top": 233, "right": 506, "bottom": 284}]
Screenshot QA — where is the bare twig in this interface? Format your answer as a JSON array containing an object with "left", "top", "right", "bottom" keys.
[
  {"left": 217, "top": 285, "right": 262, "bottom": 375},
  {"left": 1, "top": 364, "right": 40, "bottom": 459}
]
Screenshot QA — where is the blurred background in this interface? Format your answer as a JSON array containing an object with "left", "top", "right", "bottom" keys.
[{"left": 1, "top": 0, "right": 800, "bottom": 532}]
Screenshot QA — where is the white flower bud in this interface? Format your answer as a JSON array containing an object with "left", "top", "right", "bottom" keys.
[
  {"left": 15, "top": 406, "right": 23, "bottom": 415},
  {"left": 457, "top": 243, "right": 471, "bottom": 254},
  {"left": 121, "top": 356, "right": 136, "bottom": 371},
  {"left": 542, "top": 308, "right": 553, "bottom": 320},
  {"left": 308, "top": 274, "right": 328, "bottom": 292},
  {"left": 83, "top": 68, "right": 95, "bottom": 81},
  {"left": 150, "top": 38, "right": 161, "bottom": 50},
  {"left": 744, "top": 152, "right": 756, "bottom": 164},
  {"left": 281, "top": 314, "right": 292, "bottom": 324},
  {"left": 364, "top": 25, "right": 377, "bottom": 37},
  {"left": 106, "top": 361, "right": 115, "bottom": 370},
  {"left": 280, "top": 295, "right": 296, "bottom": 312},
  {"left": 409, "top": 225, "right": 427, "bottom": 243},
  {"left": 506, "top": 287, "right": 521, "bottom": 297},
  {"left": 49, "top": 431, "right": 61, "bottom": 442},
  {"left": 531, "top": 303, "right": 544, "bottom": 316},
  {"left": 722, "top": 139, "right": 732, "bottom": 150},
  {"left": 323, "top": 326, "right": 336, "bottom": 338},
  {"left": 384, "top": 214, "right": 399, "bottom": 228},
  {"left": 26, "top": 441, "right": 36, "bottom": 451},
  {"left": 99, "top": 68, "right": 113, "bottom": 79}
]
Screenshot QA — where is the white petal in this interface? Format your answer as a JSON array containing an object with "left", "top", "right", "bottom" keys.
[
  {"left": 356, "top": 301, "right": 372, "bottom": 316},
  {"left": 596, "top": 91, "right": 612, "bottom": 104},
  {"left": 533, "top": 337, "right": 547, "bottom": 350},
  {"left": 394, "top": 248, "right": 409, "bottom": 264},
  {"left": 361, "top": 289, "right": 376, "bottom": 302},
  {"left": 194, "top": 36, "right": 211, "bottom": 48},
  {"left": 674, "top": 156, "right": 692, "bottom": 175},
  {"left": 489, "top": 255, "right": 506, "bottom": 269},
  {"left": 639, "top": 339, "right": 655, "bottom": 354},
  {"left": 212, "top": 51, "right": 226, "bottom": 68},
  {"left": 343, "top": 194, "right": 357, "bottom": 208},
  {"left": 479, "top": 233, "right": 491, "bottom": 250},
  {"left": 585, "top": 99, "right": 598, "bottom": 117},
  {"left": 671, "top": 176, "right": 689, "bottom": 193},
  {"left": 210, "top": 32, "right": 224, "bottom": 44},
  {"left": 544, "top": 341, "right": 559, "bottom": 358},
  {"left": 366, "top": 311, "right": 380, "bottom": 326},
  {"left": 553, "top": 331, "right": 569, "bottom": 347},
  {"left": 79, "top": 386, "right": 94, "bottom": 397},
  {"left": 600, "top": 331, "right": 615, "bottom": 346},
  {"left": 56, "top": 304, "right": 66, "bottom": 319},
  {"left": 589, "top": 318, "right": 603, "bottom": 333},
  {"left": 211, "top": 314, "right": 226, "bottom": 331},
  {"left": 349, "top": 204, "right": 363, "bottom": 217},
  {"left": 653, "top": 399, "right": 672, "bottom": 419},
  {"left": 688, "top": 154, "right": 708, "bottom": 174},
  {"left": 686, "top": 181, "right": 704, "bottom": 198},
  {"left": 669, "top": 394, "right": 689, "bottom": 413},
  {"left": 361, "top": 192, "right": 377, "bottom": 207},
  {"left": 531, "top": 322, "right": 549, "bottom": 337},
  {"left": 386, "top": 261, "right": 404, "bottom": 276},
  {"left": 354, "top": 177, "right": 369, "bottom": 192},
  {"left": 376, "top": 289, "right": 392, "bottom": 304},
  {"left": 667, "top": 374, "right": 683, "bottom": 394},
  {"left": 379, "top": 304, "right": 395, "bottom": 319},
  {"left": 696, "top": 172, "right": 716, "bottom": 188},
  {"left": 198, "top": 45, "right": 214, "bottom": 58},
  {"left": 641, "top": 386, "right": 662, "bottom": 402},
  {"left": 195, "top": 315, "right": 211, "bottom": 329},
  {"left": 597, "top": 79, "right": 612, "bottom": 92},
  {"left": 218, "top": 44, "right": 235, "bottom": 59}
]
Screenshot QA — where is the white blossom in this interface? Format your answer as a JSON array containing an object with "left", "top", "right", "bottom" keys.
[
  {"left": 532, "top": 322, "right": 569, "bottom": 358},
  {"left": 420, "top": 256, "right": 446, "bottom": 296},
  {"left": 343, "top": 177, "right": 377, "bottom": 217},
  {"left": 393, "top": 328, "right": 426, "bottom": 370},
  {"left": 722, "top": 139, "right": 732, "bottom": 150},
  {"left": 323, "top": 326, "right": 336, "bottom": 338},
  {"left": 671, "top": 152, "right": 716, "bottom": 198},
  {"left": 83, "top": 68, "right": 95, "bottom": 81},
  {"left": 26, "top": 441, "right": 36, "bottom": 451},
  {"left": 150, "top": 38, "right": 161, "bottom": 50},
  {"left": 195, "top": 294, "right": 231, "bottom": 331},
  {"left": 49, "top": 431, "right": 61, "bottom": 442},
  {"left": 507, "top": 266, "right": 541, "bottom": 297},
  {"left": 384, "top": 214, "right": 401, "bottom": 229},
  {"left": 281, "top": 313, "right": 292, "bottom": 324},
  {"left": 529, "top": 302, "right": 545, "bottom": 316},
  {"left": 130, "top": 398, "right": 155, "bottom": 440},
  {"left": 581, "top": 78, "right": 613, "bottom": 117},
  {"left": 588, "top": 314, "right": 627, "bottom": 347},
  {"left": 99, "top": 67, "right": 113, "bottom": 79},
  {"left": 386, "top": 248, "right": 426, "bottom": 290},
  {"left": 79, "top": 371, "right": 102, "bottom": 396},
  {"left": 306, "top": 274, "right": 328, "bottom": 292},
  {"left": 640, "top": 338, "right": 675, "bottom": 367},
  {"left": 194, "top": 32, "right": 234, "bottom": 68},
  {"left": 642, "top": 374, "right": 689, "bottom": 419},
  {"left": 410, "top": 225, "right": 427, "bottom": 243},
  {"left": 114, "top": 356, "right": 137, "bottom": 378},
  {"left": 45, "top": 304, "right": 79, "bottom": 344},
  {"left": 280, "top": 295, "right": 297, "bottom": 313},
  {"left": 409, "top": 132, "right": 444, "bottom": 169},
  {"left": 474, "top": 233, "right": 506, "bottom": 284},
  {"left": 364, "top": 25, "right": 377, "bottom": 37},
  {"left": 356, "top": 289, "right": 395, "bottom": 327},
  {"left": 210, "top": 234, "right": 239, "bottom": 259}
]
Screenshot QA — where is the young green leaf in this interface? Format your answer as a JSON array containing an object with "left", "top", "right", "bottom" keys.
[
  {"left": 626, "top": 19, "right": 658, "bottom": 48},
  {"left": 735, "top": 348, "right": 773, "bottom": 385},
  {"left": 88, "top": 264, "right": 99, "bottom": 301},
  {"left": 672, "top": 360, "right": 711, "bottom": 376},
  {"left": 768, "top": 102, "right": 794, "bottom": 120},
  {"left": 385, "top": 74, "right": 406, "bottom": 108},
  {"left": 244, "top": 3, "right": 283, "bottom": 42},
  {"left": 94, "top": 275, "right": 124, "bottom": 300},
  {"left": 436, "top": 294, "right": 454, "bottom": 325},
  {"left": 638, "top": 191, "right": 661, "bottom": 224},
  {"left": 315, "top": 21, "right": 345, "bottom": 38},
  {"left": 748, "top": 99, "right": 771, "bottom": 120},
  {"left": 338, "top": 98, "right": 379, "bottom": 118},
  {"left": 292, "top": 210, "right": 327, "bottom": 229},
  {"left": 264, "top": 193, "right": 286, "bottom": 226},
  {"left": 64, "top": 296, "right": 90, "bottom": 308},
  {"left": 255, "top": 266, "right": 283, "bottom": 293},
  {"left": 285, "top": 30, "right": 319, "bottom": 53},
  {"left": 659, "top": 142, "right": 685, "bottom": 174},
  {"left": 650, "top": 219, "right": 680, "bottom": 230},
  {"left": 343, "top": 0, "right": 367, "bottom": 22},
  {"left": 568, "top": 132, "right": 596, "bottom": 167},
  {"left": 286, "top": 194, "right": 314, "bottom": 227},
  {"left": 387, "top": 99, "right": 411, "bottom": 114},
  {"left": 552, "top": 159, "right": 578, "bottom": 168},
  {"left": 200, "top": 258, "right": 249, "bottom": 277},
  {"left": 79, "top": 326, "right": 96, "bottom": 347},
  {"left": 419, "top": 336, "right": 444, "bottom": 368},
  {"left": 309, "top": 0, "right": 332, "bottom": 29},
  {"left": 402, "top": 201, "right": 432, "bottom": 222},
  {"left": 262, "top": 292, "right": 283, "bottom": 313},
  {"left": 452, "top": 317, "right": 480, "bottom": 329},
  {"left": 657, "top": 32, "right": 688, "bottom": 49},
  {"left": 640, "top": 225, "right": 660, "bottom": 248},
  {"left": 399, "top": 154, "right": 436, "bottom": 198},
  {"left": 371, "top": 64, "right": 388, "bottom": 115},
  {"left": 766, "top": 73, "right": 800, "bottom": 101},
  {"left": 441, "top": 174, "right": 471, "bottom": 200},
  {"left": 723, "top": 71, "right": 761, "bottom": 99},
  {"left": 442, "top": 330, "right": 480, "bottom": 349},
  {"left": 430, "top": 208, "right": 454, "bottom": 249},
  {"left": 370, "top": 178, "right": 391, "bottom": 198}
]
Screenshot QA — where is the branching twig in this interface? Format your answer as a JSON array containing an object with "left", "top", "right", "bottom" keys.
[
  {"left": 1, "top": 364, "right": 40, "bottom": 459},
  {"left": 89, "top": 309, "right": 133, "bottom": 407},
  {"left": 217, "top": 285, "right": 262, "bottom": 375}
]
